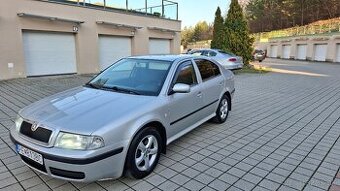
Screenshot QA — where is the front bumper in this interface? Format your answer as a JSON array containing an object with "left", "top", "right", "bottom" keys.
[{"left": 10, "top": 130, "right": 126, "bottom": 182}]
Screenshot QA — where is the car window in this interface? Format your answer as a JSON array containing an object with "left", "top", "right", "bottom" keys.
[
  {"left": 201, "top": 51, "right": 209, "bottom": 56},
  {"left": 194, "top": 59, "right": 221, "bottom": 81},
  {"left": 208, "top": 51, "right": 217, "bottom": 57},
  {"left": 174, "top": 61, "right": 197, "bottom": 86},
  {"left": 191, "top": 50, "right": 203, "bottom": 56},
  {"left": 254, "top": 50, "right": 263, "bottom": 54}
]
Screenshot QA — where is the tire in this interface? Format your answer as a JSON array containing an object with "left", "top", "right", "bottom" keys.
[
  {"left": 125, "top": 127, "right": 162, "bottom": 179},
  {"left": 212, "top": 95, "right": 230, "bottom": 124}
]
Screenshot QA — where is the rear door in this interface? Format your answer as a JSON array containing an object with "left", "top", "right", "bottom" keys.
[
  {"left": 194, "top": 59, "right": 223, "bottom": 115},
  {"left": 167, "top": 60, "right": 204, "bottom": 137}
]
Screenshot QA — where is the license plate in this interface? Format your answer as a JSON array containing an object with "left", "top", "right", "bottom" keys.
[{"left": 16, "top": 144, "right": 43, "bottom": 165}]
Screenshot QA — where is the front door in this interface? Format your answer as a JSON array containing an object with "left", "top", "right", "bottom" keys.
[{"left": 167, "top": 60, "right": 204, "bottom": 138}]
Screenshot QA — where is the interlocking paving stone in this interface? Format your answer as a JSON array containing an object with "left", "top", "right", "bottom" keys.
[
  {"left": 0, "top": 60, "right": 340, "bottom": 190},
  {"left": 208, "top": 179, "right": 230, "bottom": 190},
  {"left": 158, "top": 180, "right": 179, "bottom": 191},
  {"left": 131, "top": 181, "right": 154, "bottom": 191},
  {"left": 103, "top": 181, "right": 128, "bottom": 191},
  {"left": 169, "top": 174, "right": 190, "bottom": 186},
  {"left": 0, "top": 183, "right": 24, "bottom": 191}
]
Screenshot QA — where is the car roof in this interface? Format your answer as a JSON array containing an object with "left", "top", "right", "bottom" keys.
[
  {"left": 128, "top": 54, "right": 198, "bottom": 62},
  {"left": 191, "top": 48, "right": 221, "bottom": 52}
]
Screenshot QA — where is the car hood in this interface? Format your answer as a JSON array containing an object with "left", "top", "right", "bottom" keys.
[{"left": 20, "top": 87, "right": 155, "bottom": 135}]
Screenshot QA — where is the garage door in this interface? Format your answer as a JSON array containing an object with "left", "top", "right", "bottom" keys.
[
  {"left": 314, "top": 44, "right": 327, "bottom": 61},
  {"left": 149, "top": 39, "right": 171, "bottom": 54},
  {"left": 270, "top": 45, "right": 278, "bottom": 58},
  {"left": 282, "top": 45, "right": 291, "bottom": 59},
  {"left": 23, "top": 32, "right": 77, "bottom": 76},
  {"left": 99, "top": 36, "right": 131, "bottom": 70},
  {"left": 336, "top": 44, "right": 340, "bottom": 62},
  {"left": 296, "top": 44, "right": 307, "bottom": 60}
]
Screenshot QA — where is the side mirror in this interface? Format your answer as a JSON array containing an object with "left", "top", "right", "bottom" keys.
[{"left": 172, "top": 83, "right": 191, "bottom": 94}]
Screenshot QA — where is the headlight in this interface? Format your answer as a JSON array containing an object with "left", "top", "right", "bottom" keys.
[
  {"left": 55, "top": 132, "right": 104, "bottom": 150},
  {"left": 15, "top": 116, "right": 24, "bottom": 132}
]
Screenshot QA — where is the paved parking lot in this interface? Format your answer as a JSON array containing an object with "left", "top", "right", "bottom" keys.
[{"left": 0, "top": 59, "right": 339, "bottom": 191}]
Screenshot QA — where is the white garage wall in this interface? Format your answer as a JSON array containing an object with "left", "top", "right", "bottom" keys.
[
  {"left": 23, "top": 32, "right": 77, "bottom": 76},
  {"left": 99, "top": 36, "right": 132, "bottom": 70},
  {"left": 149, "top": 39, "right": 171, "bottom": 54}
]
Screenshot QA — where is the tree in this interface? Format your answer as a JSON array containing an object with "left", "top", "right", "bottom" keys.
[
  {"left": 224, "top": 0, "right": 254, "bottom": 65},
  {"left": 211, "top": 7, "right": 225, "bottom": 49},
  {"left": 246, "top": 0, "right": 340, "bottom": 33},
  {"left": 181, "top": 21, "right": 213, "bottom": 47},
  {"left": 192, "top": 21, "right": 210, "bottom": 42},
  {"left": 181, "top": 26, "right": 194, "bottom": 49}
]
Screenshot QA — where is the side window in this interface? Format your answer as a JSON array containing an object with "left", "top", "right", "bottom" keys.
[
  {"left": 195, "top": 59, "right": 221, "bottom": 81},
  {"left": 174, "top": 62, "right": 197, "bottom": 86},
  {"left": 208, "top": 51, "right": 217, "bottom": 57},
  {"left": 202, "top": 51, "right": 209, "bottom": 56}
]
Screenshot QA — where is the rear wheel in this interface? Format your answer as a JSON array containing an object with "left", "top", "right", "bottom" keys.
[
  {"left": 125, "top": 127, "right": 161, "bottom": 179},
  {"left": 212, "top": 95, "right": 230, "bottom": 123}
]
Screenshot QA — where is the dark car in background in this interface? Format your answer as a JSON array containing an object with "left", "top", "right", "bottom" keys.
[{"left": 253, "top": 49, "right": 266, "bottom": 62}]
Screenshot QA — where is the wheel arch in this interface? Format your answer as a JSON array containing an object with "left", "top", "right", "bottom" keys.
[
  {"left": 224, "top": 91, "right": 232, "bottom": 111},
  {"left": 127, "top": 120, "right": 167, "bottom": 156},
  {"left": 123, "top": 120, "right": 167, "bottom": 177},
  {"left": 143, "top": 121, "right": 167, "bottom": 154}
]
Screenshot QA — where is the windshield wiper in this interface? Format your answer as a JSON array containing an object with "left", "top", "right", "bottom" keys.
[
  {"left": 103, "top": 86, "right": 141, "bottom": 95},
  {"left": 84, "top": 83, "right": 101, "bottom": 89}
]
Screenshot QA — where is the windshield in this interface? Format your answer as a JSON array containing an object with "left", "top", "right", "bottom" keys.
[
  {"left": 87, "top": 58, "right": 172, "bottom": 96},
  {"left": 254, "top": 50, "right": 264, "bottom": 54}
]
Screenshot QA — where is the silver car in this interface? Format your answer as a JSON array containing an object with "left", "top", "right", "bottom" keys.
[
  {"left": 10, "top": 55, "right": 235, "bottom": 182},
  {"left": 189, "top": 49, "right": 244, "bottom": 70}
]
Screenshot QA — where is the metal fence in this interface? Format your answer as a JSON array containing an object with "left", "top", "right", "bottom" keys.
[{"left": 40, "top": 0, "right": 179, "bottom": 20}]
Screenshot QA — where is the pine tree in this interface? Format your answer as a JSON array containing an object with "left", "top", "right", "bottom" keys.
[
  {"left": 211, "top": 7, "right": 225, "bottom": 49},
  {"left": 224, "top": 0, "right": 254, "bottom": 65}
]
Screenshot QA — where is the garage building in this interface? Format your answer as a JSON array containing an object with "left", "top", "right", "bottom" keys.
[{"left": 0, "top": 0, "right": 181, "bottom": 80}]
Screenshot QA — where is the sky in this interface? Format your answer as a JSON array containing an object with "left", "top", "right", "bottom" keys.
[{"left": 177, "top": 0, "right": 231, "bottom": 28}]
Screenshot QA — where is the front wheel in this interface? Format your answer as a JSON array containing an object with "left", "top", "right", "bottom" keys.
[
  {"left": 212, "top": 95, "right": 230, "bottom": 124},
  {"left": 125, "top": 127, "right": 161, "bottom": 179}
]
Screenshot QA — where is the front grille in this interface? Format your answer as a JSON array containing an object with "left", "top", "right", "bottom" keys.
[
  {"left": 20, "top": 121, "right": 52, "bottom": 143},
  {"left": 20, "top": 155, "right": 46, "bottom": 172}
]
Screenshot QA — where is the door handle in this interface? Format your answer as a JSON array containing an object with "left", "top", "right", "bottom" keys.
[
  {"left": 197, "top": 92, "right": 202, "bottom": 97},
  {"left": 219, "top": 82, "right": 224, "bottom": 86}
]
